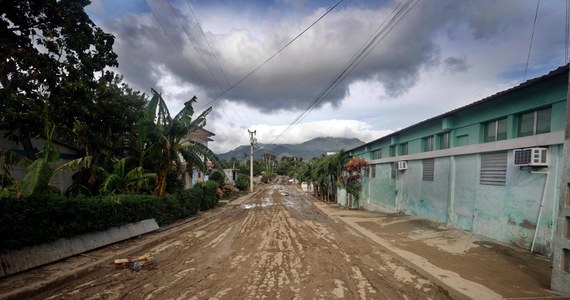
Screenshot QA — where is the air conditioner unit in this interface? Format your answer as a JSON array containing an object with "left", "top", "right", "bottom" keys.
[
  {"left": 395, "top": 161, "right": 408, "bottom": 170},
  {"left": 513, "top": 148, "right": 548, "bottom": 167}
]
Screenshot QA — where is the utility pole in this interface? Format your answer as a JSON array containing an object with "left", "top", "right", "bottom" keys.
[{"left": 248, "top": 130, "right": 256, "bottom": 192}]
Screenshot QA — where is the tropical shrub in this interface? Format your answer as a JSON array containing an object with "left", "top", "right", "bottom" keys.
[
  {"left": 209, "top": 171, "right": 225, "bottom": 187},
  {"left": 261, "top": 171, "right": 275, "bottom": 183},
  {"left": 0, "top": 183, "right": 219, "bottom": 251},
  {"left": 222, "top": 184, "right": 238, "bottom": 198},
  {"left": 201, "top": 180, "right": 219, "bottom": 210},
  {"left": 235, "top": 174, "right": 249, "bottom": 191},
  {"left": 342, "top": 156, "right": 368, "bottom": 207}
]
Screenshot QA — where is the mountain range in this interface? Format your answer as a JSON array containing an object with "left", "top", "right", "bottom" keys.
[{"left": 217, "top": 137, "right": 364, "bottom": 161}]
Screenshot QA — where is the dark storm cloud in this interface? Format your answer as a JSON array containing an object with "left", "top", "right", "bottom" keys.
[
  {"left": 444, "top": 57, "right": 469, "bottom": 73},
  {"left": 98, "top": 0, "right": 560, "bottom": 113}
]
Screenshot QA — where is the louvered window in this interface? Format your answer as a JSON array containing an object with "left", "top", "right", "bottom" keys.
[
  {"left": 480, "top": 152, "right": 507, "bottom": 186},
  {"left": 423, "top": 159, "right": 434, "bottom": 181}
]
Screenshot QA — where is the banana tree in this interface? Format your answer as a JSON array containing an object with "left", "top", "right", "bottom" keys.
[
  {"left": 146, "top": 89, "right": 224, "bottom": 197},
  {"left": 99, "top": 158, "right": 156, "bottom": 194},
  {"left": 0, "top": 126, "right": 62, "bottom": 198}
]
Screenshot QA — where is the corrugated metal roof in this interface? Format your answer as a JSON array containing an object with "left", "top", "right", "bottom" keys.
[{"left": 347, "top": 64, "right": 569, "bottom": 153}]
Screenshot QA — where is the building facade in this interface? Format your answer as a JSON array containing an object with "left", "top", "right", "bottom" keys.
[
  {"left": 182, "top": 128, "right": 215, "bottom": 188},
  {"left": 339, "top": 65, "right": 568, "bottom": 258}
]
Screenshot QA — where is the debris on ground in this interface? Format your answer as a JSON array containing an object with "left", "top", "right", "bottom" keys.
[{"left": 114, "top": 253, "right": 153, "bottom": 270}]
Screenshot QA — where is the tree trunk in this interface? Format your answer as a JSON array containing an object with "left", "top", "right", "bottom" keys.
[
  {"left": 19, "top": 136, "right": 37, "bottom": 160},
  {"left": 154, "top": 169, "right": 168, "bottom": 197}
]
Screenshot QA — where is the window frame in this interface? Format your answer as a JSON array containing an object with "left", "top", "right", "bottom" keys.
[
  {"left": 372, "top": 149, "right": 382, "bottom": 160},
  {"left": 423, "top": 136, "right": 434, "bottom": 152},
  {"left": 484, "top": 118, "right": 507, "bottom": 142},
  {"left": 399, "top": 143, "right": 408, "bottom": 156},
  {"left": 518, "top": 107, "right": 551, "bottom": 137},
  {"left": 439, "top": 132, "right": 450, "bottom": 149}
]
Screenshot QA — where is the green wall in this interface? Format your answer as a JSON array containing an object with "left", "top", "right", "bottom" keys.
[{"left": 342, "top": 68, "right": 567, "bottom": 256}]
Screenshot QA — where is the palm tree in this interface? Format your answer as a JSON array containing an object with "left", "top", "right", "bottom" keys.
[{"left": 145, "top": 89, "right": 224, "bottom": 197}]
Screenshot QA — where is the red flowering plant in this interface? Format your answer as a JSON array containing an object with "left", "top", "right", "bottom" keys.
[{"left": 342, "top": 157, "right": 368, "bottom": 207}]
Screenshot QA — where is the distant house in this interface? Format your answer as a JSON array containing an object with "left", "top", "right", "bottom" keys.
[
  {"left": 223, "top": 168, "right": 238, "bottom": 184},
  {"left": 0, "top": 131, "right": 81, "bottom": 191},
  {"left": 182, "top": 128, "right": 215, "bottom": 188},
  {"left": 339, "top": 65, "right": 568, "bottom": 258}
]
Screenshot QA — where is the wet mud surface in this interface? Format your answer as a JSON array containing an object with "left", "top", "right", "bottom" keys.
[{"left": 26, "top": 184, "right": 450, "bottom": 300}]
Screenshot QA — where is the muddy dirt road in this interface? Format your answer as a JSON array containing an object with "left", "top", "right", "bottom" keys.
[{"left": 33, "top": 184, "right": 450, "bottom": 299}]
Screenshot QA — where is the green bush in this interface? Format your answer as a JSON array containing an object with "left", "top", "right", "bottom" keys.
[
  {"left": 0, "top": 183, "right": 220, "bottom": 250},
  {"left": 209, "top": 171, "right": 225, "bottom": 187},
  {"left": 261, "top": 171, "right": 275, "bottom": 183},
  {"left": 175, "top": 188, "right": 201, "bottom": 217},
  {"left": 235, "top": 174, "right": 249, "bottom": 191},
  {"left": 201, "top": 180, "right": 219, "bottom": 210}
]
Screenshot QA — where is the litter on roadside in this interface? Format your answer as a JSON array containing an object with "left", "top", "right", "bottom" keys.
[{"left": 114, "top": 253, "right": 154, "bottom": 270}]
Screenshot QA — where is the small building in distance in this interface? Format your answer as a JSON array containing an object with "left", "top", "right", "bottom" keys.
[{"left": 183, "top": 128, "right": 215, "bottom": 188}]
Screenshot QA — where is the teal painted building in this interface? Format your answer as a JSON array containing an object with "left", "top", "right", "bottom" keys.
[{"left": 341, "top": 65, "right": 568, "bottom": 257}]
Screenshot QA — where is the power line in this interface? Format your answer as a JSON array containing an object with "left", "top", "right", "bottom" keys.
[
  {"left": 145, "top": 0, "right": 248, "bottom": 129},
  {"left": 183, "top": 0, "right": 252, "bottom": 126},
  {"left": 195, "top": 0, "right": 346, "bottom": 112},
  {"left": 164, "top": 0, "right": 246, "bottom": 127},
  {"left": 523, "top": 0, "right": 540, "bottom": 82},
  {"left": 564, "top": 0, "right": 570, "bottom": 64},
  {"left": 143, "top": 0, "right": 208, "bottom": 89},
  {"left": 184, "top": 0, "right": 232, "bottom": 88},
  {"left": 166, "top": 0, "right": 225, "bottom": 92},
  {"left": 270, "top": 0, "right": 418, "bottom": 144}
]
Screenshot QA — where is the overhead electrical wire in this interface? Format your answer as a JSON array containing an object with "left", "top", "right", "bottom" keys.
[
  {"left": 564, "top": 0, "right": 570, "bottom": 64},
  {"left": 146, "top": 0, "right": 244, "bottom": 128},
  {"left": 166, "top": 0, "right": 225, "bottom": 92},
  {"left": 184, "top": 0, "right": 232, "bottom": 88},
  {"left": 143, "top": 0, "right": 207, "bottom": 89},
  {"left": 164, "top": 0, "right": 241, "bottom": 125},
  {"left": 523, "top": 0, "right": 540, "bottom": 82},
  {"left": 269, "top": 0, "right": 419, "bottom": 144},
  {"left": 183, "top": 0, "right": 252, "bottom": 126},
  {"left": 195, "top": 0, "right": 346, "bottom": 112}
]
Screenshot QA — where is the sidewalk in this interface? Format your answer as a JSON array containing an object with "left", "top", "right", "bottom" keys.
[{"left": 313, "top": 200, "right": 570, "bottom": 300}]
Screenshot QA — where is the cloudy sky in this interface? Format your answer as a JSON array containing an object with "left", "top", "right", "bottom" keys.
[{"left": 86, "top": 0, "right": 568, "bottom": 154}]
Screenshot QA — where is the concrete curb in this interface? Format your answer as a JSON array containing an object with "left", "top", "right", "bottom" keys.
[{"left": 0, "top": 219, "right": 159, "bottom": 278}]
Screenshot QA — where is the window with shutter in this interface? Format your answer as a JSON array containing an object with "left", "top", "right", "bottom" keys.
[
  {"left": 423, "top": 159, "right": 434, "bottom": 181},
  {"left": 480, "top": 152, "right": 507, "bottom": 186}
]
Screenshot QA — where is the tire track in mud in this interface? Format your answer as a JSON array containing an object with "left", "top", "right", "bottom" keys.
[{"left": 34, "top": 184, "right": 450, "bottom": 300}]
